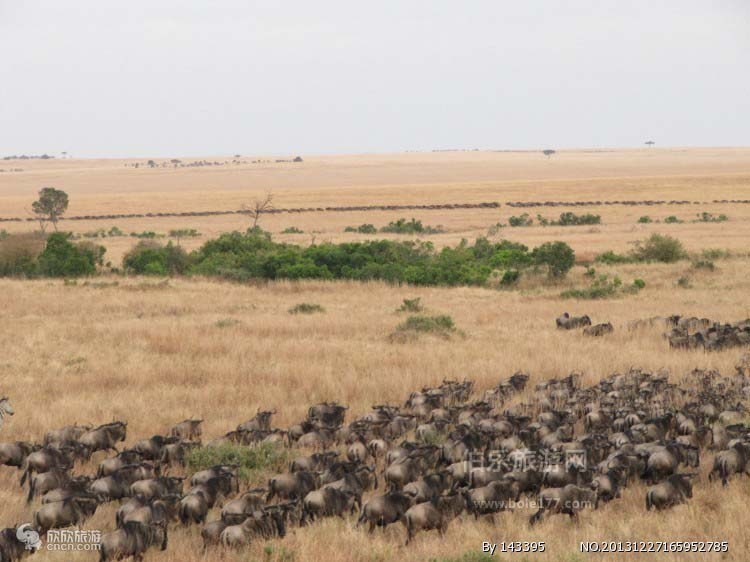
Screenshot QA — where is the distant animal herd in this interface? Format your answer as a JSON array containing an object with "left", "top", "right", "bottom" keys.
[{"left": 1, "top": 315, "right": 750, "bottom": 561}]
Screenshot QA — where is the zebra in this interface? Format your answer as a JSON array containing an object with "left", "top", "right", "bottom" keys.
[{"left": 0, "top": 397, "right": 14, "bottom": 430}]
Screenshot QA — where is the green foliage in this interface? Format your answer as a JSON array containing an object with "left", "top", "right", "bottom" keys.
[
  {"left": 584, "top": 266, "right": 596, "bottom": 278},
  {"left": 130, "top": 231, "right": 163, "bottom": 239},
  {"left": 664, "top": 215, "right": 682, "bottom": 224},
  {"left": 168, "top": 228, "right": 201, "bottom": 238},
  {"left": 631, "top": 234, "right": 687, "bottom": 263},
  {"left": 123, "top": 240, "right": 190, "bottom": 275},
  {"left": 215, "top": 318, "right": 241, "bottom": 328},
  {"left": 397, "top": 298, "right": 423, "bottom": 312},
  {"left": 532, "top": 241, "right": 575, "bottom": 278},
  {"left": 695, "top": 212, "right": 728, "bottom": 223},
  {"left": 185, "top": 443, "right": 288, "bottom": 483},
  {"left": 288, "top": 303, "right": 325, "bottom": 314},
  {"left": 281, "top": 226, "right": 304, "bottom": 234},
  {"left": 31, "top": 187, "right": 69, "bottom": 229},
  {"left": 701, "top": 248, "right": 731, "bottom": 260},
  {"left": 594, "top": 251, "right": 632, "bottom": 265},
  {"left": 638, "top": 216, "right": 652, "bottom": 223},
  {"left": 500, "top": 269, "right": 520, "bottom": 286},
  {"left": 36, "top": 233, "right": 104, "bottom": 277},
  {"left": 692, "top": 259, "right": 715, "bottom": 271},
  {"left": 561, "top": 274, "right": 645, "bottom": 299},
  {"left": 508, "top": 213, "right": 533, "bottom": 227},
  {"left": 486, "top": 222, "right": 505, "bottom": 235},
  {"left": 555, "top": 212, "right": 601, "bottom": 226},
  {"left": 392, "top": 315, "right": 456, "bottom": 341},
  {"left": 0, "top": 230, "right": 8, "bottom": 240},
  {"left": 0, "top": 232, "right": 45, "bottom": 276},
  {"left": 344, "top": 223, "right": 377, "bottom": 234},
  {"left": 142, "top": 229, "right": 575, "bottom": 286},
  {"left": 676, "top": 276, "right": 692, "bottom": 288},
  {"left": 380, "top": 218, "right": 444, "bottom": 234}
]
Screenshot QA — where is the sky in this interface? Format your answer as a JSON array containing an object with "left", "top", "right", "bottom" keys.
[{"left": 1, "top": 1, "right": 749, "bottom": 158}]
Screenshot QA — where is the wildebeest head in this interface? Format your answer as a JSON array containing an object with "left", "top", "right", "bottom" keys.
[{"left": 0, "top": 397, "right": 14, "bottom": 416}]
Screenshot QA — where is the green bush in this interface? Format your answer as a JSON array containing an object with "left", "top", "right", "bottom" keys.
[
  {"left": 500, "top": 269, "right": 520, "bottom": 286},
  {"left": 281, "top": 226, "right": 304, "bottom": 234},
  {"left": 380, "top": 218, "right": 444, "bottom": 234},
  {"left": 392, "top": 315, "right": 457, "bottom": 340},
  {"left": 631, "top": 234, "right": 687, "bottom": 263},
  {"left": 561, "top": 274, "right": 622, "bottom": 299},
  {"left": 180, "top": 229, "right": 574, "bottom": 286},
  {"left": 168, "top": 228, "right": 201, "bottom": 238},
  {"left": 701, "top": 248, "right": 731, "bottom": 260},
  {"left": 664, "top": 215, "right": 682, "bottom": 224},
  {"left": 0, "top": 232, "right": 45, "bottom": 276},
  {"left": 594, "top": 250, "right": 632, "bottom": 265},
  {"left": 123, "top": 240, "right": 190, "bottom": 275},
  {"left": 288, "top": 303, "right": 325, "bottom": 314},
  {"left": 397, "top": 298, "right": 423, "bottom": 312},
  {"left": 185, "top": 443, "right": 288, "bottom": 483},
  {"left": 344, "top": 223, "right": 377, "bottom": 234},
  {"left": 638, "top": 216, "right": 652, "bottom": 224},
  {"left": 36, "top": 233, "right": 105, "bottom": 277},
  {"left": 695, "top": 212, "right": 728, "bottom": 223},
  {"left": 632, "top": 278, "right": 646, "bottom": 289},
  {"left": 676, "top": 276, "right": 691, "bottom": 288},
  {"left": 130, "top": 231, "right": 163, "bottom": 239},
  {"left": 692, "top": 259, "right": 715, "bottom": 271},
  {"left": 555, "top": 212, "right": 601, "bottom": 226},
  {"left": 532, "top": 241, "right": 575, "bottom": 278},
  {"left": 584, "top": 266, "right": 596, "bottom": 278},
  {"left": 508, "top": 213, "right": 533, "bottom": 227}
]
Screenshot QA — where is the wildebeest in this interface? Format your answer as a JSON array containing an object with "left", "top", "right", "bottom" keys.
[
  {"left": 41, "top": 475, "right": 92, "bottom": 504},
  {"left": 90, "top": 465, "right": 157, "bottom": 502},
  {"left": 308, "top": 402, "right": 348, "bottom": 428},
  {"left": 529, "top": 484, "right": 598, "bottom": 525},
  {"left": 583, "top": 322, "right": 614, "bottom": 337},
  {"left": 556, "top": 313, "right": 592, "bottom": 330},
  {"left": 129, "top": 476, "right": 184, "bottom": 500},
  {"left": 0, "top": 397, "right": 14, "bottom": 431},
  {"left": 99, "top": 521, "right": 167, "bottom": 562},
  {"left": 97, "top": 450, "right": 144, "bottom": 478},
  {"left": 237, "top": 409, "right": 276, "bottom": 432},
  {"left": 267, "top": 471, "right": 319, "bottom": 502},
  {"left": 189, "top": 464, "right": 238, "bottom": 487},
  {"left": 27, "top": 468, "right": 75, "bottom": 503},
  {"left": 43, "top": 423, "right": 92, "bottom": 447},
  {"left": 357, "top": 492, "right": 415, "bottom": 533},
  {"left": 645, "top": 473, "right": 694, "bottom": 510},
  {"left": 641, "top": 442, "right": 699, "bottom": 483},
  {"left": 221, "top": 488, "right": 267, "bottom": 524},
  {"left": 201, "top": 520, "right": 228, "bottom": 549},
  {"left": 0, "top": 441, "right": 38, "bottom": 469},
  {"left": 290, "top": 451, "right": 339, "bottom": 473},
  {"left": 133, "top": 435, "right": 178, "bottom": 461},
  {"left": 403, "top": 492, "right": 466, "bottom": 545},
  {"left": 169, "top": 419, "right": 203, "bottom": 442},
  {"left": 20, "top": 447, "right": 73, "bottom": 487},
  {"left": 465, "top": 480, "right": 520, "bottom": 519},
  {"left": 302, "top": 487, "right": 359, "bottom": 523},
  {"left": 118, "top": 495, "right": 181, "bottom": 527},
  {"left": 79, "top": 421, "right": 127, "bottom": 454},
  {"left": 0, "top": 526, "right": 32, "bottom": 562},
  {"left": 220, "top": 507, "right": 286, "bottom": 547},
  {"left": 33, "top": 495, "right": 99, "bottom": 534},
  {"left": 709, "top": 442, "right": 750, "bottom": 486}
]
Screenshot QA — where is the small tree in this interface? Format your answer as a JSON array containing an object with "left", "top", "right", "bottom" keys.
[
  {"left": 532, "top": 241, "right": 575, "bottom": 278},
  {"left": 543, "top": 149, "right": 556, "bottom": 159},
  {"left": 243, "top": 192, "right": 274, "bottom": 229},
  {"left": 645, "top": 141, "right": 655, "bottom": 148},
  {"left": 31, "top": 187, "right": 69, "bottom": 232}
]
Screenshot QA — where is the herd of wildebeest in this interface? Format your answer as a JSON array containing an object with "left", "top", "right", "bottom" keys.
[{"left": 2, "top": 317, "right": 750, "bottom": 561}]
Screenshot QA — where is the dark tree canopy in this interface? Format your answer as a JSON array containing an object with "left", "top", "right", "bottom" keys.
[
  {"left": 543, "top": 149, "right": 556, "bottom": 158},
  {"left": 31, "top": 187, "right": 69, "bottom": 232}
]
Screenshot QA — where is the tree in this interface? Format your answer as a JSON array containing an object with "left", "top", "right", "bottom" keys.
[
  {"left": 645, "top": 141, "right": 655, "bottom": 147},
  {"left": 31, "top": 187, "right": 69, "bottom": 233},
  {"left": 242, "top": 192, "right": 274, "bottom": 229},
  {"left": 532, "top": 241, "right": 575, "bottom": 278},
  {"left": 543, "top": 149, "right": 556, "bottom": 159}
]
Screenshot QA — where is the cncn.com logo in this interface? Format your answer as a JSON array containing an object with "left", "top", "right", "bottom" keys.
[{"left": 16, "top": 525, "right": 42, "bottom": 551}]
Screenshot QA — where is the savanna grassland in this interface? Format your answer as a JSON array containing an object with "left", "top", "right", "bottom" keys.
[{"left": 1, "top": 148, "right": 750, "bottom": 562}]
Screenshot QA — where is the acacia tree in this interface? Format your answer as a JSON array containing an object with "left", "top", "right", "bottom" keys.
[
  {"left": 543, "top": 149, "right": 556, "bottom": 159},
  {"left": 243, "top": 192, "right": 274, "bottom": 229},
  {"left": 31, "top": 187, "right": 69, "bottom": 233}
]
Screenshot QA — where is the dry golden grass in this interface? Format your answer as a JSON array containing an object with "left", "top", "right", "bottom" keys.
[{"left": 1, "top": 149, "right": 750, "bottom": 561}]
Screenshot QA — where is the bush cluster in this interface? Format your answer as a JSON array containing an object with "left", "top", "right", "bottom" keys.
[
  {"left": 0, "top": 232, "right": 104, "bottom": 277},
  {"left": 122, "top": 241, "right": 190, "bottom": 275},
  {"left": 380, "top": 218, "right": 444, "bottom": 234},
  {"left": 561, "top": 274, "right": 645, "bottom": 300},
  {"left": 167, "top": 229, "right": 576, "bottom": 286},
  {"left": 596, "top": 234, "right": 687, "bottom": 265}
]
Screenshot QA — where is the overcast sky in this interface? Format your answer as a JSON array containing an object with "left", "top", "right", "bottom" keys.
[{"left": 1, "top": 1, "right": 749, "bottom": 157}]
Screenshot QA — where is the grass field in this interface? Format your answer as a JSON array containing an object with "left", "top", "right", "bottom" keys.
[{"left": 1, "top": 148, "right": 750, "bottom": 561}]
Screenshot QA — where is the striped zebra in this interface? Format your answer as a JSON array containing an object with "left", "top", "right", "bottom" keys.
[{"left": 0, "top": 397, "right": 14, "bottom": 430}]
